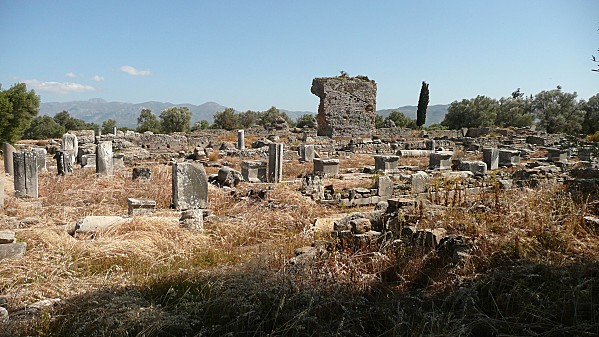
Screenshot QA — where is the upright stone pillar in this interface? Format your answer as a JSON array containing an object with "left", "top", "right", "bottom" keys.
[
  {"left": 96, "top": 141, "right": 114, "bottom": 177},
  {"left": 61, "top": 133, "right": 78, "bottom": 166},
  {"left": 3, "top": 143, "right": 16, "bottom": 175},
  {"left": 113, "top": 127, "right": 118, "bottom": 136},
  {"left": 56, "top": 151, "right": 74, "bottom": 175},
  {"left": 172, "top": 162, "right": 208, "bottom": 210},
  {"left": 482, "top": 148, "right": 499, "bottom": 170},
  {"left": 299, "top": 144, "right": 315, "bottom": 162},
  {"left": 237, "top": 130, "right": 245, "bottom": 150},
  {"left": 268, "top": 143, "right": 283, "bottom": 183},
  {"left": 13, "top": 151, "right": 38, "bottom": 198},
  {"left": 32, "top": 148, "right": 47, "bottom": 172}
]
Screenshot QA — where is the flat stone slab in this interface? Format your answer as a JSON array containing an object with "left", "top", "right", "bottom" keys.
[
  {"left": 0, "top": 242, "right": 27, "bottom": 260},
  {"left": 75, "top": 216, "right": 130, "bottom": 234},
  {"left": 0, "top": 230, "right": 16, "bottom": 244}
]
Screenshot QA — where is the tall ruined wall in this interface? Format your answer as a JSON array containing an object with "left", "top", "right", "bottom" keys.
[{"left": 311, "top": 75, "right": 377, "bottom": 137}]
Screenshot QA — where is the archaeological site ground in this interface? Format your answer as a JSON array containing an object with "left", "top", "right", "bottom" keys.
[{"left": 1, "top": 76, "right": 598, "bottom": 336}]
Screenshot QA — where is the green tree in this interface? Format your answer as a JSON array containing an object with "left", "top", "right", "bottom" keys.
[
  {"left": 296, "top": 114, "right": 316, "bottom": 128},
  {"left": 159, "top": 106, "right": 192, "bottom": 133},
  {"left": 191, "top": 120, "right": 210, "bottom": 131},
  {"left": 532, "top": 87, "right": 584, "bottom": 134},
  {"left": 416, "top": 81, "right": 429, "bottom": 128},
  {"left": 441, "top": 96, "right": 499, "bottom": 129},
  {"left": 375, "top": 115, "right": 385, "bottom": 128},
  {"left": 136, "top": 108, "right": 161, "bottom": 133},
  {"left": 101, "top": 119, "right": 117, "bottom": 135},
  {"left": 0, "top": 83, "right": 40, "bottom": 144},
  {"left": 496, "top": 89, "right": 534, "bottom": 128},
  {"left": 258, "top": 106, "right": 294, "bottom": 128},
  {"left": 53, "top": 110, "right": 97, "bottom": 131},
  {"left": 239, "top": 110, "right": 258, "bottom": 128},
  {"left": 23, "top": 115, "right": 65, "bottom": 140},
  {"left": 581, "top": 93, "right": 599, "bottom": 134},
  {"left": 386, "top": 110, "right": 417, "bottom": 128},
  {"left": 212, "top": 108, "right": 241, "bottom": 130}
]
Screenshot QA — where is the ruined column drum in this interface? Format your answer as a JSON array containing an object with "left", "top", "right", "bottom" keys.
[{"left": 311, "top": 75, "right": 377, "bottom": 137}]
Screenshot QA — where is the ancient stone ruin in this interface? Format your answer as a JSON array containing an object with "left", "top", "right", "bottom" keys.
[{"left": 311, "top": 74, "right": 377, "bottom": 137}]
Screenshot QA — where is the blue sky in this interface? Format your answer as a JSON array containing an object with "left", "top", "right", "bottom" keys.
[{"left": 1, "top": 1, "right": 597, "bottom": 112}]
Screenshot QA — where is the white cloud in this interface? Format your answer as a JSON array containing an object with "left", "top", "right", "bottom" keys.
[
  {"left": 23, "top": 79, "right": 96, "bottom": 94},
  {"left": 92, "top": 75, "right": 105, "bottom": 82},
  {"left": 120, "top": 65, "right": 151, "bottom": 76},
  {"left": 65, "top": 72, "right": 77, "bottom": 78}
]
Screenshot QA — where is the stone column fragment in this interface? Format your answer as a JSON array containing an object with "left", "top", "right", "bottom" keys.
[
  {"left": 268, "top": 143, "right": 283, "bottom": 183},
  {"left": 96, "top": 141, "right": 114, "bottom": 177},
  {"left": 172, "top": 162, "right": 208, "bottom": 210},
  {"left": 3, "top": 143, "right": 16, "bottom": 175},
  {"left": 482, "top": 148, "right": 499, "bottom": 170},
  {"left": 237, "top": 130, "right": 245, "bottom": 150},
  {"left": 13, "top": 151, "right": 38, "bottom": 198}
]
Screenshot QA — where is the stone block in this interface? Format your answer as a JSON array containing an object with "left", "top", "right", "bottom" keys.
[
  {"left": 0, "top": 242, "right": 27, "bottom": 260},
  {"left": 132, "top": 167, "right": 151, "bottom": 180},
  {"left": 459, "top": 160, "right": 487, "bottom": 176},
  {"left": 237, "top": 130, "right": 245, "bottom": 150},
  {"left": 350, "top": 218, "right": 371, "bottom": 234},
  {"left": 96, "top": 141, "right": 114, "bottom": 177},
  {"left": 299, "top": 144, "right": 315, "bottom": 162},
  {"left": 0, "top": 230, "right": 16, "bottom": 244},
  {"left": 32, "top": 148, "right": 47, "bottom": 172},
  {"left": 547, "top": 148, "right": 568, "bottom": 162},
  {"left": 113, "top": 154, "right": 125, "bottom": 170},
  {"left": 499, "top": 149, "right": 520, "bottom": 167},
  {"left": 241, "top": 160, "right": 267, "bottom": 183},
  {"left": 127, "top": 198, "right": 156, "bottom": 216},
  {"left": 374, "top": 155, "right": 399, "bottom": 172},
  {"left": 411, "top": 171, "right": 429, "bottom": 194},
  {"left": 75, "top": 216, "right": 130, "bottom": 234},
  {"left": 268, "top": 143, "right": 284, "bottom": 183},
  {"left": 13, "top": 151, "right": 38, "bottom": 198},
  {"left": 81, "top": 154, "right": 96, "bottom": 168},
  {"left": 172, "top": 162, "right": 209, "bottom": 210},
  {"left": 313, "top": 158, "right": 340, "bottom": 178},
  {"left": 428, "top": 151, "right": 453, "bottom": 169},
  {"left": 375, "top": 175, "right": 394, "bottom": 197},
  {"left": 180, "top": 209, "right": 204, "bottom": 231},
  {"left": 483, "top": 148, "right": 499, "bottom": 170}
]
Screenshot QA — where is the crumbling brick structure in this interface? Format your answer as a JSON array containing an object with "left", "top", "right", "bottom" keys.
[{"left": 311, "top": 74, "right": 377, "bottom": 137}]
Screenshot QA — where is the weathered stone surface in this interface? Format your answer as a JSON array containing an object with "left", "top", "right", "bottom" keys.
[
  {"left": 172, "top": 162, "right": 208, "bottom": 210},
  {"left": 180, "top": 209, "right": 204, "bottom": 231},
  {"left": 0, "top": 230, "right": 16, "bottom": 244},
  {"left": 216, "top": 167, "right": 243, "bottom": 187},
  {"left": 75, "top": 216, "right": 129, "bottom": 234},
  {"left": 374, "top": 155, "right": 399, "bottom": 172},
  {"left": 61, "top": 133, "right": 78, "bottom": 166},
  {"left": 428, "top": 152, "right": 453, "bottom": 169},
  {"left": 132, "top": 167, "right": 151, "bottom": 180},
  {"left": 55, "top": 151, "right": 73, "bottom": 175},
  {"left": 0, "top": 242, "right": 26, "bottom": 260},
  {"left": 313, "top": 158, "right": 339, "bottom": 178},
  {"left": 13, "top": 151, "right": 38, "bottom": 198},
  {"left": 299, "top": 144, "right": 315, "bottom": 162},
  {"left": 411, "top": 171, "right": 429, "bottom": 194},
  {"left": 96, "top": 141, "right": 114, "bottom": 177},
  {"left": 375, "top": 175, "right": 394, "bottom": 197},
  {"left": 547, "top": 148, "right": 568, "bottom": 162},
  {"left": 499, "top": 149, "right": 520, "bottom": 167},
  {"left": 127, "top": 198, "right": 156, "bottom": 216},
  {"left": 3, "top": 143, "right": 16, "bottom": 175},
  {"left": 459, "top": 161, "right": 487, "bottom": 176},
  {"left": 0, "top": 175, "right": 3, "bottom": 209},
  {"left": 350, "top": 218, "right": 372, "bottom": 234},
  {"left": 311, "top": 75, "right": 377, "bottom": 136},
  {"left": 301, "top": 173, "right": 325, "bottom": 201},
  {"left": 483, "top": 148, "right": 499, "bottom": 170},
  {"left": 241, "top": 160, "right": 266, "bottom": 183},
  {"left": 32, "top": 148, "right": 47, "bottom": 172},
  {"left": 268, "top": 143, "right": 283, "bottom": 183},
  {"left": 112, "top": 154, "right": 125, "bottom": 170},
  {"left": 237, "top": 130, "right": 245, "bottom": 150},
  {"left": 80, "top": 154, "right": 96, "bottom": 168}
]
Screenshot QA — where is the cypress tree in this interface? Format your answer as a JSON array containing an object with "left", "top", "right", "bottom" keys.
[{"left": 416, "top": 81, "right": 429, "bottom": 128}]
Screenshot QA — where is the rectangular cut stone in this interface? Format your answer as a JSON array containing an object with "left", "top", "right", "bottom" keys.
[
  {"left": 113, "top": 154, "right": 125, "bottom": 170},
  {"left": 127, "top": 198, "right": 156, "bottom": 216},
  {"left": 499, "top": 149, "right": 521, "bottom": 167},
  {"left": 268, "top": 143, "right": 283, "bottom": 183},
  {"left": 32, "top": 148, "right": 47, "bottom": 172},
  {"left": 96, "top": 141, "right": 114, "bottom": 176},
  {"left": 56, "top": 151, "right": 74, "bottom": 175},
  {"left": 61, "top": 133, "right": 78, "bottom": 166},
  {"left": 483, "top": 148, "right": 499, "bottom": 170},
  {"left": 428, "top": 152, "right": 453, "bottom": 169},
  {"left": 0, "top": 242, "right": 27, "bottom": 260},
  {"left": 81, "top": 154, "right": 96, "bottom": 168},
  {"left": 459, "top": 161, "right": 487, "bottom": 176},
  {"left": 547, "top": 148, "right": 568, "bottom": 162},
  {"left": 375, "top": 175, "right": 394, "bottom": 197},
  {"left": 313, "top": 158, "right": 340, "bottom": 178},
  {"left": 374, "top": 155, "right": 399, "bottom": 172},
  {"left": 3, "top": 143, "right": 16, "bottom": 175},
  {"left": 241, "top": 160, "right": 266, "bottom": 183},
  {"left": 411, "top": 171, "right": 429, "bottom": 194},
  {"left": 132, "top": 167, "right": 151, "bottom": 180},
  {"left": 299, "top": 144, "right": 315, "bottom": 162},
  {"left": 172, "top": 162, "right": 208, "bottom": 210},
  {"left": 13, "top": 151, "right": 38, "bottom": 198},
  {"left": 237, "top": 130, "right": 245, "bottom": 150}
]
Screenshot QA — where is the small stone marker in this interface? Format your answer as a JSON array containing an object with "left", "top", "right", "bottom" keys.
[
  {"left": 547, "top": 148, "right": 568, "bottom": 162},
  {"left": 299, "top": 144, "right": 315, "bottom": 162},
  {"left": 2, "top": 143, "right": 16, "bottom": 175},
  {"left": 483, "top": 148, "right": 499, "bottom": 170},
  {"left": 411, "top": 171, "right": 429, "bottom": 194},
  {"left": 0, "top": 175, "right": 4, "bottom": 209},
  {"left": 96, "top": 141, "right": 114, "bottom": 176},
  {"left": 113, "top": 154, "right": 125, "bottom": 170},
  {"left": 179, "top": 209, "right": 204, "bottom": 231},
  {"left": 268, "top": 143, "right": 283, "bottom": 183},
  {"left": 241, "top": 160, "right": 267, "bottom": 182},
  {"left": 127, "top": 198, "right": 156, "bottom": 216},
  {"left": 61, "top": 133, "right": 78, "bottom": 166},
  {"left": 13, "top": 151, "right": 38, "bottom": 198},
  {"left": 313, "top": 158, "right": 340, "bottom": 178},
  {"left": 56, "top": 151, "right": 74, "bottom": 175},
  {"left": 375, "top": 175, "right": 393, "bottom": 197},
  {"left": 172, "top": 162, "right": 208, "bottom": 210},
  {"left": 374, "top": 155, "right": 399, "bottom": 173},
  {"left": 237, "top": 130, "right": 245, "bottom": 150},
  {"left": 32, "top": 148, "right": 47, "bottom": 172},
  {"left": 428, "top": 152, "right": 452, "bottom": 170},
  {"left": 0, "top": 242, "right": 27, "bottom": 260}
]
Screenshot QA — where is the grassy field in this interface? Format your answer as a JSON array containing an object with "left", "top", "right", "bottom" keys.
[{"left": 1, "top": 154, "right": 598, "bottom": 336}]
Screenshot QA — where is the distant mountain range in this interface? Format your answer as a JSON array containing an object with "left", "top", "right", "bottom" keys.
[{"left": 40, "top": 99, "right": 448, "bottom": 128}]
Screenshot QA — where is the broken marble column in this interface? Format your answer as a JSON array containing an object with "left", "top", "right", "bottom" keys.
[
  {"left": 61, "top": 133, "right": 78, "bottom": 166},
  {"left": 13, "top": 151, "right": 38, "bottom": 198},
  {"left": 241, "top": 160, "right": 267, "bottom": 182},
  {"left": 428, "top": 152, "right": 453, "bottom": 169},
  {"left": 237, "top": 130, "right": 245, "bottom": 150},
  {"left": 172, "top": 161, "right": 208, "bottom": 210},
  {"left": 32, "top": 148, "right": 47, "bottom": 172},
  {"left": 299, "top": 144, "right": 315, "bottom": 162},
  {"left": 482, "top": 148, "right": 499, "bottom": 170},
  {"left": 313, "top": 158, "right": 340, "bottom": 178},
  {"left": 374, "top": 155, "right": 400, "bottom": 173},
  {"left": 113, "top": 127, "right": 118, "bottom": 136},
  {"left": 96, "top": 141, "right": 114, "bottom": 177},
  {"left": 55, "top": 150, "right": 74, "bottom": 175},
  {"left": 268, "top": 143, "right": 283, "bottom": 183},
  {"left": 2, "top": 143, "right": 16, "bottom": 175},
  {"left": 132, "top": 167, "right": 151, "bottom": 180},
  {"left": 499, "top": 149, "right": 520, "bottom": 167}
]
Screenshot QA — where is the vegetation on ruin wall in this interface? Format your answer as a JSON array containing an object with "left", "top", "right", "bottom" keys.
[{"left": 1, "top": 155, "right": 598, "bottom": 336}]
